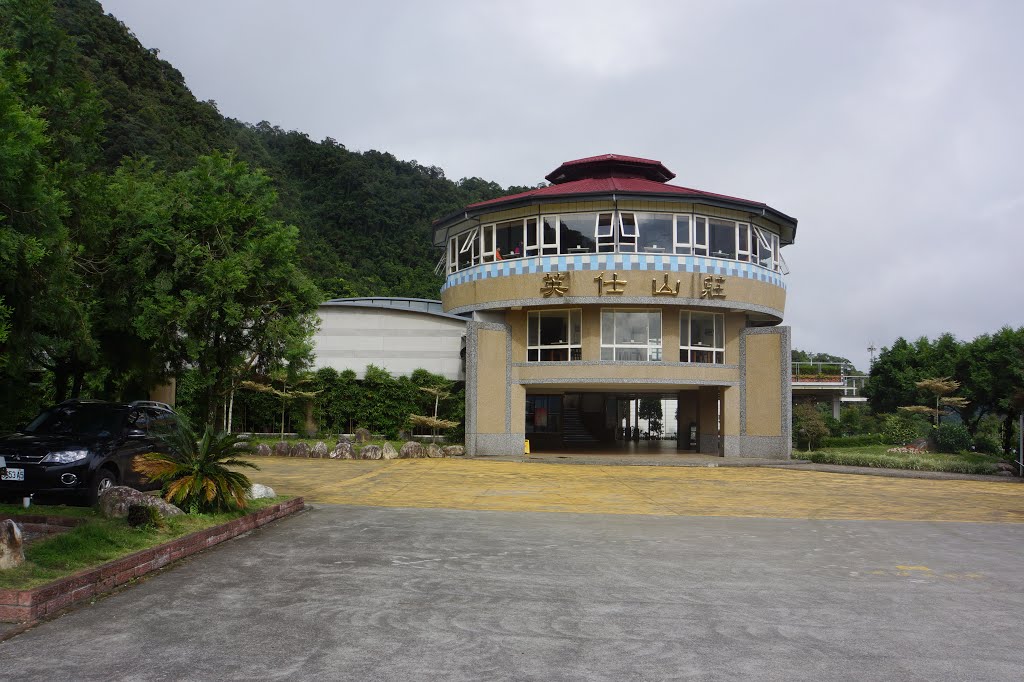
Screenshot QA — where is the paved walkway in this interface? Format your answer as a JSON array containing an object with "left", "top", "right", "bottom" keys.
[{"left": 246, "top": 457, "right": 1024, "bottom": 524}]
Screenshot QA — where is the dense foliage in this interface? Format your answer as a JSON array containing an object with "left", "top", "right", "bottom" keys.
[
  {"left": 866, "top": 329, "right": 1024, "bottom": 453},
  {"left": 0, "top": 0, "right": 520, "bottom": 429}
]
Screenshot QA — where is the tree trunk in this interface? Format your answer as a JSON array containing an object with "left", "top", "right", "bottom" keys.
[
  {"left": 71, "top": 366, "right": 85, "bottom": 398},
  {"left": 53, "top": 367, "right": 70, "bottom": 403},
  {"left": 1003, "top": 411, "right": 1019, "bottom": 456}
]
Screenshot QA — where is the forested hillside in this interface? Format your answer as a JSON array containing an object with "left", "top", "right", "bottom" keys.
[
  {"left": 51, "top": 0, "right": 526, "bottom": 299},
  {"left": 1, "top": 0, "right": 528, "bottom": 427}
]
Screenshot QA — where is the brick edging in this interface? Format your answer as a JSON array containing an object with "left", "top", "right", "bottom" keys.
[{"left": 0, "top": 497, "right": 305, "bottom": 624}]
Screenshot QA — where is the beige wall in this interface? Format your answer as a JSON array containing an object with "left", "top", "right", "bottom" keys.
[
  {"left": 443, "top": 269, "right": 786, "bottom": 319},
  {"left": 475, "top": 329, "right": 508, "bottom": 434},
  {"left": 744, "top": 333, "right": 783, "bottom": 437}
]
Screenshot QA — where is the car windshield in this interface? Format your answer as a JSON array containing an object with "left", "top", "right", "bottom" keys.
[{"left": 25, "top": 404, "right": 125, "bottom": 438}]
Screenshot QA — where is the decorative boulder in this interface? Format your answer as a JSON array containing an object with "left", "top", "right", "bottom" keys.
[
  {"left": 273, "top": 441, "right": 291, "bottom": 457},
  {"left": 426, "top": 444, "right": 444, "bottom": 458},
  {"left": 98, "top": 486, "right": 184, "bottom": 520},
  {"left": 248, "top": 483, "right": 277, "bottom": 499},
  {"left": 442, "top": 445, "right": 465, "bottom": 457},
  {"left": 354, "top": 427, "right": 372, "bottom": 444},
  {"left": 330, "top": 442, "right": 355, "bottom": 459},
  {"left": 0, "top": 519, "right": 25, "bottom": 570},
  {"left": 400, "top": 441, "right": 425, "bottom": 459},
  {"left": 311, "top": 441, "right": 329, "bottom": 459},
  {"left": 337, "top": 435, "right": 352, "bottom": 445},
  {"left": 254, "top": 443, "right": 272, "bottom": 457},
  {"left": 360, "top": 444, "right": 383, "bottom": 460},
  {"left": 381, "top": 442, "right": 399, "bottom": 460},
  {"left": 290, "top": 442, "right": 311, "bottom": 458},
  {"left": 910, "top": 437, "right": 932, "bottom": 452}
]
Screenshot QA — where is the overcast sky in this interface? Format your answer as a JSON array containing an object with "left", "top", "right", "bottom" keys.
[{"left": 99, "top": 0, "right": 1023, "bottom": 371}]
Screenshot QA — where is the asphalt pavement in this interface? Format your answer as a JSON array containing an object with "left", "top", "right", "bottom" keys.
[{"left": 2, "top": 504, "right": 1022, "bottom": 681}]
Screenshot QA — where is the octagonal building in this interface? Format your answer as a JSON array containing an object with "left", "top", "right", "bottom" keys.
[{"left": 433, "top": 154, "right": 796, "bottom": 458}]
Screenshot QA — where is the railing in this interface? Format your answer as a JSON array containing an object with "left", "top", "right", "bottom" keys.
[{"left": 792, "top": 362, "right": 866, "bottom": 397}]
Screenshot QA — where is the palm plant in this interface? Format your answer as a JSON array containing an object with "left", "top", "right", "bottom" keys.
[{"left": 136, "top": 423, "right": 259, "bottom": 514}]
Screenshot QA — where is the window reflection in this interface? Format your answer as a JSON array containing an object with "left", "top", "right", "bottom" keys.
[{"left": 446, "top": 213, "right": 784, "bottom": 273}]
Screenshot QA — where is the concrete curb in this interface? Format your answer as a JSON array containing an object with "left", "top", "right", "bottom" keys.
[{"left": 0, "top": 497, "right": 304, "bottom": 629}]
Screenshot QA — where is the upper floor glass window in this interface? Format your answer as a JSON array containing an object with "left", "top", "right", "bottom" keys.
[
  {"left": 681, "top": 312, "right": 724, "bottom": 364},
  {"left": 601, "top": 309, "right": 662, "bottom": 361},
  {"left": 446, "top": 212, "right": 785, "bottom": 273},
  {"left": 527, "top": 309, "right": 582, "bottom": 361}
]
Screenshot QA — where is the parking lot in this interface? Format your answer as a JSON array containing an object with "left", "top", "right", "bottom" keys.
[{"left": 3, "top": 458, "right": 1022, "bottom": 680}]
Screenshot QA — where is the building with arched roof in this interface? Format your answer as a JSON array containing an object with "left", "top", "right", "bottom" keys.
[{"left": 432, "top": 154, "right": 796, "bottom": 457}]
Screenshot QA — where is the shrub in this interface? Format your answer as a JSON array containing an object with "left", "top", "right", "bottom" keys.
[
  {"left": 807, "top": 450, "right": 998, "bottom": 475},
  {"left": 973, "top": 432, "right": 1003, "bottom": 455},
  {"left": 882, "top": 414, "right": 925, "bottom": 445},
  {"left": 136, "top": 423, "right": 259, "bottom": 514},
  {"left": 935, "top": 423, "right": 972, "bottom": 453},
  {"left": 821, "top": 434, "right": 884, "bottom": 448}
]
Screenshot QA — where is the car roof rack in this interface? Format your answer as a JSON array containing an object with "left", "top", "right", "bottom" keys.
[{"left": 129, "top": 400, "right": 174, "bottom": 412}]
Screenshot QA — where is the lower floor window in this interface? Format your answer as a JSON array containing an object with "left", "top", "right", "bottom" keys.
[
  {"left": 526, "top": 395, "right": 562, "bottom": 433},
  {"left": 528, "top": 309, "right": 582, "bottom": 361},
  {"left": 681, "top": 312, "right": 724, "bottom": 363},
  {"left": 600, "top": 309, "right": 662, "bottom": 361}
]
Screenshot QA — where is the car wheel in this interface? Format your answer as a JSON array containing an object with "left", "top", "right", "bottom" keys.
[{"left": 89, "top": 467, "right": 118, "bottom": 506}]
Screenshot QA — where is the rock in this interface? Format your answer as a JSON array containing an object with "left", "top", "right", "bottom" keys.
[
  {"left": 98, "top": 486, "right": 184, "bottom": 520},
  {"left": 0, "top": 519, "right": 25, "bottom": 570},
  {"left": 398, "top": 429, "right": 414, "bottom": 441},
  {"left": 381, "top": 442, "right": 399, "bottom": 460},
  {"left": 311, "top": 441, "right": 329, "bottom": 459},
  {"left": 996, "top": 462, "right": 1015, "bottom": 472},
  {"left": 442, "top": 445, "right": 465, "bottom": 457},
  {"left": 272, "top": 441, "right": 291, "bottom": 457},
  {"left": 426, "top": 443, "right": 444, "bottom": 458},
  {"left": 248, "top": 483, "right": 277, "bottom": 499},
  {"left": 337, "top": 435, "right": 352, "bottom": 445},
  {"left": 400, "top": 441, "right": 425, "bottom": 459},
  {"left": 254, "top": 443, "right": 272, "bottom": 457},
  {"left": 290, "top": 442, "right": 311, "bottom": 458},
  {"left": 354, "top": 427, "right": 372, "bottom": 444},
  {"left": 360, "top": 444, "right": 383, "bottom": 460},
  {"left": 909, "top": 438, "right": 932, "bottom": 452},
  {"left": 330, "top": 442, "right": 355, "bottom": 459}
]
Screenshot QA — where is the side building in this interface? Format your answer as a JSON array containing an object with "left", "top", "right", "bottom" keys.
[{"left": 432, "top": 154, "right": 797, "bottom": 458}]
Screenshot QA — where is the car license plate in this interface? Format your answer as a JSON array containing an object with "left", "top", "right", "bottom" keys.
[{"left": 1, "top": 467, "right": 24, "bottom": 481}]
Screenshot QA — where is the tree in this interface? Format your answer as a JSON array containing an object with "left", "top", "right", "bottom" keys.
[
  {"left": 898, "top": 377, "right": 969, "bottom": 427},
  {"left": 409, "top": 384, "right": 459, "bottom": 443},
  {"left": 793, "top": 403, "right": 829, "bottom": 451},
  {"left": 103, "top": 153, "right": 321, "bottom": 426},
  {"left": 638, "top": 397, "right": 663, "bottom": 437}
]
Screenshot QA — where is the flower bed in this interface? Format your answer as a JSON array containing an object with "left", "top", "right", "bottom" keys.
[{"left": 0, "top": 497, "right": 303, "bottom": 625}]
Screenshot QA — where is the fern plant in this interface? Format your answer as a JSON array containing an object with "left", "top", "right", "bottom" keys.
[{"left": 136, "top": 424, "right": 259, "bottom": 514}]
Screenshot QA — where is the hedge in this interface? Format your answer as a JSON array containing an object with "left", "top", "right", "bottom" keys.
[{"left": 807, "top": 450, "right": 998, "bottom": 475}]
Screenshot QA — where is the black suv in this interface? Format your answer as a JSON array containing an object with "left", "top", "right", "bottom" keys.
[{"left": 0, "top": 400, "right": 181, "bottom": 505}]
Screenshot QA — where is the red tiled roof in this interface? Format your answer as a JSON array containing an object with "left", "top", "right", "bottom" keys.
[
  {"left": 465, "top": 176, "right": 765, "bottom": 210},
  {"left": 545, "top": 154, "right": 675, "bottom": 184}
]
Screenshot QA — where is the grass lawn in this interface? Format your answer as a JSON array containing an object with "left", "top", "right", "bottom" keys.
[
  {"left": 0, "top": 498, "right": 282, "bottom": 590},
  {"left": 807, "top": 444, "right": 1007, "bottom": 475}
]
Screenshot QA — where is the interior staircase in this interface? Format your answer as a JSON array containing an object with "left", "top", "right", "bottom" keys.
[{"left": 562, "top": 405, "right": 601, "bottom": 447}]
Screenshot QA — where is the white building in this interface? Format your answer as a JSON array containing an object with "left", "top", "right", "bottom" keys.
[{"left": 311, "top": 298, "right": 467, "bottom": 380}]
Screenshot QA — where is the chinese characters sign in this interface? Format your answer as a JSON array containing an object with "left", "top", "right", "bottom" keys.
[{"left": 539, "top": 272, "right": 726, "bottom": 298}]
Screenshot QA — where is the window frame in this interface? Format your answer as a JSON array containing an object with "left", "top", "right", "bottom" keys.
[
  {"left": 599, "top": 308, "right": 663, "bottom": 362},
  {"left": 680, "top": 311, "right": 725, "bottom": 364},
  {"left": 527, "top": 308, "right": 583, "bottom": 362}
]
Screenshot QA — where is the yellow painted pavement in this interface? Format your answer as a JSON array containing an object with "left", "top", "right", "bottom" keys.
[{"left": 246, "top": 457, "right": 1024, "bottom": 523}]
